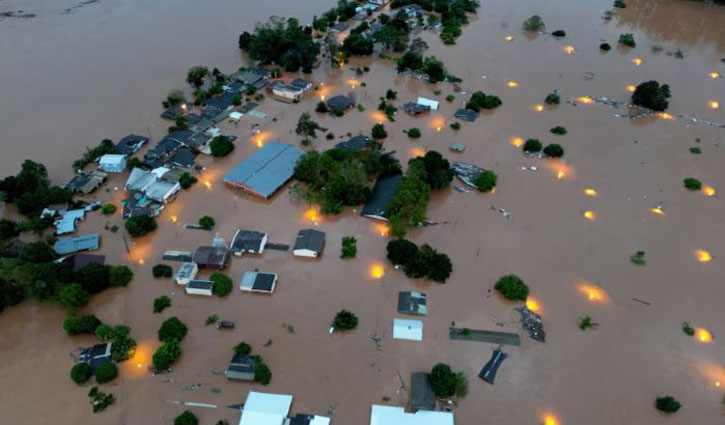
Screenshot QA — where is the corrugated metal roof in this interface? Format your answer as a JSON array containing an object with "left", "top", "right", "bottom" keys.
[
  {"left": 223, "top": 143, "right": 304, "bottom": 198},
  {"left": 54, "top": 233, "right": 100, "bottom": 255}
]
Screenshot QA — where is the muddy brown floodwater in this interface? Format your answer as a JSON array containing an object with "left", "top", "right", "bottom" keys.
[{"left": 1, "top": 0, "right": 725, "bottom": 424}]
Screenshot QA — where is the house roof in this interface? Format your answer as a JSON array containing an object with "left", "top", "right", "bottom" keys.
[
  {"left": 454, "top": 108, "right": 478, "bottom": 122},
  {"left": 330, "top": 22, "right": 350, "bottom": 32},
  {"left": 361, "top": 174, "right": 403, "bottom": 220},
  {"left": 161, "top": 105, "right": 183, "bottom": 120},
  {"left": 114, "top": 134, "right": 148, "bottom": 155},
  {"left": 393, "top": 318, "right": 423, "bottom": 341},
  {"left": 290, "top": 78, "right": 312, "bottom": 90},
  {"left": 289, "top": 415, "right": 331, "bottom": 425},
  {"left": 397, "top": 291, "right": 427, "bottom": 315},
  {"left": 66, "top": 254, "right": 106, "bottom": 273},
  {"left": 294, "top": 229, "right": 325, "bottom": 253},
  {"left": 370, "top": 405, "right": 453, "bottom": 425},
  {"left": 175, "top": 262, "right": 198, "bottom": 279},
  {"left": 240, "top": 271, "right": 277, "bottom": 293},
  {"left": 126, "top": 168, "right": 157, "bottom": 191},
  {"left": 145, "top": 180, "right": 179, "bottom": 202},
  {"left": 223, "top": 143, "right": 304, "bottom": 199},
  {"left": 403, "top": 102, "right": 431, "bottom": 115},
  {"left": 335, "top": 135, "right": 372, "bottom": 151},
  {"left": 187, "top": 280, "right": 214, "bottom": 290},
  {"left": 54, "top": 233, "right": 100, "bottom": 255},
  {"left": 239, "top": 391, "right": 293, "bottom": 425},
  {"left": 416, "top": 97, "right": 439, "bottom": 110},
  {"left": 168, "top": 146, "right": 196, "bottom": 168},
  {"left": 226, "top": 354, "right": 255, "bottom": 380},
  {"left": 78, "top": 342, "right": 112, "bottom": 371},
  {"left": 192, "top": 246, "right": 230, "bottom": 267},
  {"left": 410, "top": 372, "right": 436, "bottom": 411},
  {"left": 231, "top": 229, "right": 267, "bottom": 253},
  {"left": 66, "top": 171, "right": 107, "bottom": 194},
  {"left": 326, "top": 95, "right": 355, "bottom": 111},
  {"left": 99, "top": 154, "right": 126, "bottom": 166}
]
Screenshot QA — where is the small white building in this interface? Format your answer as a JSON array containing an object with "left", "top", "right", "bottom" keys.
[
  {"left": 416, "top": 97, "right": 439, "bottom": 111},
  {"left": 175, "top": 262, "right": 198, "bottom": 285},
  {"left": 99, "top": 154, "right": 127, "bottom": 173},
  {"left": 272, "top": 84, "right": 305, "bottom": 102},
  {"left": 370, "top": 405, "right": 453, "bottom": 425},
  {"left": 185, "top": 279, "right": 214, "bottom": 296},
  {"left": 393, "top": 318, "right": 423, "bottom": 341}
]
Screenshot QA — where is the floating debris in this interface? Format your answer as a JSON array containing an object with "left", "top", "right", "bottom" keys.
[
  {"left": 515, "top": 306, "right": 546, "bottom": 342},
  {"left": 453, "top": 185, "right": 472, "bottom": 193},
  {"left": 499, "top": 209, "right": 512, "bottom": 219},
  {"left": 452, "top": 162, "right": 486, "bottom": 187}
]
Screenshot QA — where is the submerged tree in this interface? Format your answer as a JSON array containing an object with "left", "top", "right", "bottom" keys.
[{"left": 632, "top": 80, "right": 671, "bottom": 111}]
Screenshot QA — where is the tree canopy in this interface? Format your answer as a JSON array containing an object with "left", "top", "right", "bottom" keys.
[
  {"left": 632, "top": 80, "right": 671, "bottom": 111},
  {"left": 239, "top": 17, "right": 320, "bottom": 72}
]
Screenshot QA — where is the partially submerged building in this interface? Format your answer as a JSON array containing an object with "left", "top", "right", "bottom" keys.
[
  {"left": 185, "top": 279, "right": 214, "bottom": 296},
  {"left": 54, "top": 209, "right": 86, "bottom": 235},
  {"left": 239, "top": 391, "right": 330, "bottom": 425},
  {"left": 293, "top": 229, "right": 325, "bottom": 258},
  {"left": 268, "top": 81, "right": 306, "bottom": 102},
  {"left": 416, "top": 97, "right": 439, "bottom": 111},
  {"left": 397, "top": 291, "right": 427, "bottom": 316},
  {"left": 240, "top": 271, "right": 278, "bottom": 294},
  {"left": 192, "top": 246, "right": 230, "bottom": 269},
  {"left": 403, "top": 102, "right": 431, "bottom": 115},
  {"left": 175, "top": 262, "right": 198, "bottom": 285},
  {"left": 125, "top": 167, "right": 181, "bottom": 204},
  {"left": 335, "top": 135, "right": 373, "bottom": 151},
  {"left": 225, "top": 354, "right": 255, "bottom": 381},
  {"left": 369, "top": 405, "right": 453, "bottom": 425},
  {"left": 61, "top": 253, "right": 106, "bottom": 273},
  {"left": 77, "top": 342, "right": 112, "bottom": 372},
  {"left": 361, "top": 174, "right": 403, "bottom": 221},
  {"left": 451, "top": 162, "right": 485, "bottom": 188},
  {"left": 98, "top": 154, "right": 127, "bottom": 173},
  {"left": 66, "top": 171, "right": 107, "bottom": 194},
  {"left": 409, "top": 372, "right": 436, "bottom": 411},
  {"left": 54, "top": 233, "right": 100, "bottom": 255},
  {"left": 230, "top": 229, "right": 268, "bottom": 256},
  {"left": 114, "top": 134, "right": 148, "bottom": 155},
  {"left": 454, "top": 108, "right": 478, "bottom": 122},
  {"left": 223, "top": 143, "right": 304, "bottom": 199},
  {"left": 393, "top": 318, "right": 423, "bottom": 341},
  {"left": 326, "top": 95, "right": 355, "bottom": 113}
]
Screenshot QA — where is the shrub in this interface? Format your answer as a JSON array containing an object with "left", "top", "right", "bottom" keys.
[
  {"left": 234, "top": 342, "right": 252, "bottom": 356},
  {"left": 545, "top": 92, "right": 560, "bottom": 105},
  {"left": 372, "top": 123, "right": 388, "bottom": 140},
  {"left": 232, "top": 95, "right": 242, "bottom": 106},
  {"left": 474, "top": 170, "right": 497, "bottom": 193},
  {"left": 600, "top": 43, "right": 611, "bottom": 51},
  {"left": 618, "top": 33, "right": 636, "bottom": 48},
  {"left": 543, "top": 144, "right": 565, "bottom": 158},
  {"left": 167, "top": 90, "right": 186, "bottom": 106},
  {"left": 71, "top": 362, "right": 93, "bottom": 384},
  {"left": 174, "top": 410, "right": 199, "bottom": 425},
  {"left": 450, "top": 122, "right": 461, "bottom": 131},
  {"left": 254, "top": 361, "right": 272, "bottom": 385},
  {"left": 152, "top": 339, "right": 181, "bottom": 371},
  {"left": 205, "top": 314, "right": 218, "bottom": 326},
  {"left": 407, "top": 128, "right": 421, "bottom": 139},
  {"left": 95, "top": 362, "right": 118, "bottom": 384},
  {"left": 109, "top": 266, "right": 133, "bottom": 287},
  {"left": 315, "top": 101, "right": 329, "bottom": 113},
  {"left": 152, "top": 264, "right": 173, "bottom": 278},
  {"left": 682, "top": 322, "right": 695, "bottom": 336},
  {"left": 153, "top": 296, "right": 172, "bottom": 314},
  {"left": 655, "top": 396, "right": 681, "bottom": 413},
  {"left": 385, "top": 89, "right": 397, "bottom": 100},
  {"left": 63, "top": 315, "right": 102, "bottom": 335},
  {"left": 209, "top": 136, "right": 234, "bottom": 157},
  {"left": 446, "top": 95, "right": 455, "bottom": 102},
  {"left": 579, "top": 315, "right": 595, "bottom": 330},
  {"left": 689, "top": 147, "right": 701, "bottom": 154},
  {"left": 632, "top": 80, "right": 671, "bottom": 111},
  {"left": 683, "top": 178, "right": 702, "bottom": 191},
  {"left": 550, "top": 126, "right": 567, "bottom": 135},
  {"left": 88, "top": 386, "right": 116, "bottom": 413},
  {"left": 494, "top": 275, "right": 529, "bottom": 300},
  {"left": 614, "top": 0, "right": 627, "bottom": 8},
  {"left": 210, "top": 272, "right": 233, "bottom": 297},
  {"left": 466, "top": 91, "right": 502, "bottom": 112},
  {"left": 357, "top": 104, "right": 365, "bottom": 112},
  {"left": 341, "top": 236, "right": 357, "bottom": 259},
  {"left": 333, "top": 309, "right": 358, "bottom": 331},
  {"left": 179, "top": 172, "right": 198, "bottom": 189},
  {"left": 630, "top": 251, "right": 646, "bottom": 265},
  {"left": 198, "top": 215, "right": 215, "bottom": 230},
  {"left": 523, "top": 15, "right": 545, "bottom": 32},
  {"left": 387, "top": 239, "right": 419, "bottom": 266},
  {"left": 523, "top": 139, "right": 542, "bottom": 153},
  {"left": 551, "top": 30, "right": 566, "bottom": 37},
  {"left": 101, "top": 204, "right": 117, "bottom": 215},
  {"left": 158, "top": 316, "right": 188, "bottom": 342},
  {"left": 430, "top": 363, "right": 466, "bottom": 398},
  {"left": 125, "top": 215, "right": 157, "bottom": 237}
]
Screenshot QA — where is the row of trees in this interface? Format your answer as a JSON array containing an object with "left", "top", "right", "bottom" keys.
[
  {"left": 239, "top": 17, "right": 320, "bottom": 72},
  {"left": 386, "top": 239, "right": 453, "bottom": 283},
  {"left": 153, "top": 316, "right": 188, "bottom": 371},
  {"left": 0, "top": 160, "right": 73, "bottom": 217}
]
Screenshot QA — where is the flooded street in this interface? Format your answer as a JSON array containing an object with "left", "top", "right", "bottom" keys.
[{"left": 1, "top": 0, "right": 725, "bottom": 424}]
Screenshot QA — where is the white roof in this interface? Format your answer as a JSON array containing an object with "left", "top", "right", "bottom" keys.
[
  {"left": 151, "top": 167, "right": 171, "bottom": 178},
  {"left": 393, "top": 318, "right": 423, "bottom": 341},
  {"left": 145, "top": 180, "right": 179, "bottom": 202},
  {"left": 416, "top": 97, "right": 439, "bottom": 111},
  {"left": 126, "top": 168, "right": 156, "bottom": 191},
  {"left": 99, "top": 154, "right": 126, "bottom": 165},
  {"left": 229, "top": 112, "right": 244, "bottom": 121},
  {"left": 370, "top": 405, "right": 453, "bottom": 425},
  {"left": 310, "top": 416, "right": 331, "bottom": 425},
  {"left": 239, "top": 391, "right": 292, "bottom": 425}
]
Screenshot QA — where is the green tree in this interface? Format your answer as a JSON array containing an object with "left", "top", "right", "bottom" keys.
[
  {"left": 550, "top": 126, "right": 567, "bottom": 135},
  {"left": 372, "top": 123, "right": 388, "bottom": 140},
  {"left": 632, "top": 81, "right": 671, "bottom": 111},
  {"left": 523, "top": 139, "right": 542, "bottom": 153},
  {"left": 63, "top": 315, "right": 102, "bottom": 335},
  {"left": 198, "top": 215, "right": 215, "bottom": 230},
  {"left": 152, "top": 264, "right": 173, "bottom": 278},
  {"left": 153, "top": 296, "right": 172, "bottom": 314},
  {"left": 254, "top": 361, "right": 272, "bottom": 385},
  {"left": 186, "top": 66, "right": 209, "bottom": 89},
  {"left": 333, "top": 309, "right": 358, "bottom": 331},
  {"left": 474, "top": 170, "right": 497, "bottom": 192},
  {"left": 342, "top": 32, "right": 374, "bottom": 56},
  {"left": 57, "top": 283, "right": 90, "bottom": 314},
  {"left": 20, "top": 241, "right": 55, "bottom": 263},
  {"left": 466, "top": 91, "right": 502, "bottom": 111},
  {"left": 315, "top": 101, "right": 329, "bottom": 113},
  {"left": 210, "top": 136, "right": 234, "bottom": 157},
  {"left": 655, "top": 396, "right": 681, "bottom": 413},
  {"left": 0, "top": 219, "right": 19, "bottom": 240},
  {"left": 407, "top": 128, "right": 421, "bottom": 139},
  {"left": 295, "top": 113, "right": 321, "bottom": 141},
  {"left": 125, "top": 215, "right": 157, "bottom": 237},
  {"left": 618, "top": 33, "right": 636, "bottom": 48},
  {"left": 494, "top": 275, "right": 529, "bottom": 300},
  {"left": 109, "top": 265, "right": 133, "bottom": 287},
  {"left": 71, "top": 362, "right": 92, "bottom": 384},
  {"left": 153, "top": 339, "right": 181, "bottom": 371},
  {"left": 340, "top": 236, "right": 357, "bottom": 259},
  {"left": 410, "top": 151, "right": 454, "bottom": 189},
  {"left": 179, "top": 172, "right": 198, "bottom": 189},
  {"left": 95, "top": 362, "right": 118, "bottom": 384},
  {"left": 167, "top": 89, "right": 186, "bottom": 106},
  {"left": 430, "top": 363, "right": 458, "bottom": 397},
  {"left": 158, "top": 316, "right": 188, "bottom": 342},
  {"left": 101, "top": 203, "right": 117, "bottom": 215},
  {"left": 210, "top": 272, "right": 233, "bottom": 297},
  {"left": 234, "top": 342, "right": 252, "bottom": 356},
  {"left": 239, "top": 17, "right": 320, "bottom": 71},
  {"left": 543, "top": 144, "right": 565, "bottom": 158},
  {"left": 421, "top": 56, "right": 447, "bottom": 83},
  {"left": 523, "top": 15, "right": 545, "bottom": 32},
  {"left": 174, "top": 410, "right": 199, "bottom": 425},
  {"left": 545, "top": 92, "right": 560, "bottom": 105},
  {"left": 683, "top": 178, "right": 702, "bottom": 191},
  {"left": 386, "top": 239, "right": 418, "bottom": 266}
]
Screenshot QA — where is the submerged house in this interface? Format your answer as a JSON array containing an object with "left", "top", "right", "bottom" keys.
[
  {"left": 54, "top": 209, "right": 86, "bottom": 235},
  {"left": 451, "top": 162, "right": 486, "bottom": 188},
  {"left": 293, "top": 229, "right": 325, "bottom": 258},
  {"left": 403, "top": 102, "right": 431, "bottom": 115},
  {"left": 370, "top": 405, "right": 453, "bottom": 425},
  {"left": 66, "top": 170, "right": 107, "bottom": 194},
  {"left": 230, "top": 229, "right": 268, "bottom": 256},
  {"left": 143, "top": 131, "right": 192, "bottom": 168},
  {"left": 326, "top": 95, "right": 355, "bottom": 113},
  {"left": 125, "top": 167, "right": 181, "bottom": 204},
  {"left": 240, "top": 271, "right": 278, "bottom": 294},
  {"left": 335, "top": 135, "right": 373, "bottom": 151},
  {"left": 410, "top": 372, "right": 436, "bottom": 411},
  {"left": 397, "top": 291, "right": 427, "bottom": 316},
  {"left": 192, "top": 246, "right": 230, "bottom": 269},
  {"left": 454, "top": 108, "right": 478, "bottom": 122},
  {"left": 223, "top": 142, "right": 304, "bottom": 199},
  {"left": 98, "top": 154, "right": 127, "bottom": 173},
  {"left": 77, "top": 342, "right": 112, "bottom": 372},
  {"left": 114, "top": 134, "right": 148, "bottom": 155},
  {"left": 416, "top": 97, "right": 439, "bottom": 111},
  {"left": 225, "top": 354, "right": 255, "bottom": 381},
  {"left": 175, "top": 262, "right": 198, "bottom": 285},
  {"left": 54, "top": 233, "right": 100, "bottom": 255},
  {"left": 62, "top": 253, "right": 106, "bottom": 273},
  {"left": 290, "top": 78, "right": 312, "bottom": 91},
  {"left": 185, "top": 279, "right": 214, "bottom": 296},
  {"left": 268, "top": 81, "right": 305, "bottom": 102},
  {"left": 239, "top": 391, "right": 330, "bottom": 425},
  {"left": 361, "top": 174, "right": 403, "bottom": 221},
  {"left": 393, "top": 318, "right": 423, "bottom": 341}
]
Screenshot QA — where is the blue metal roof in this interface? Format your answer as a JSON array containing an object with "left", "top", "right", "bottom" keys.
[
  {"left": 223, "top": 143, "right": 304, "bottom": 198},
  {"left": 54, "top": 233, "right": 100, "bottom": 255}
]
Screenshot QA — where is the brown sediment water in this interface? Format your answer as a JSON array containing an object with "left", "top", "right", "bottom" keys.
[{"left": 1, "top": 0, "right": 725, "bottom": 424}]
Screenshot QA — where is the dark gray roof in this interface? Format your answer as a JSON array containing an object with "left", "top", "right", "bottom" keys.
[
  {"left": 403, "top": 102, "right": 431, "bottom": 115},
  {"left": 361, "top": 174, "right": 404, "bottom": 220},
  {"left": 168, "top": 146, "right": 196, "bottom": 168},
  {"left": 294, "top": 229, "right": 326, "bottom": 254},
  {"left": 479, "top": 348, "right": 507, "bottom": 384},
  {"left": 161, "top": 105, "right": 183, "bottom": 120},
  {"left": 289, "top": 415, "right": 316, "bottom": 425},
  {"left": 66, "top": 171, "right": 107, "bottom": 194},
  {"left": 330, "top": 22, "right": 350, "bottom": 32},
  {"left": 226, "top": 354, "right": 254, "bottom": 380},
  {"left": 397, "top": 291, "right": 427, "bottom": 315},
  {"left": 335, "top": 135, "right": 372, "bottom": 151},
  {"left": 252, "top": 273, "right": 276, "bottom": 292},
  {"left": 290, "top": 78, "right": 311, "bottom": 89},
  {"left": 231, "top": 229, "right": 266, "bottom": 253},
  {"left": 326, "top": 95, "right": 355, "bottom": 111},
  {"left": 410, "top": 372, "right": 436, "bottom": 411},
  {"left": 66, "top": 254, "right": 106, "bottom": 273},
  {"left": 114, "top": 134, "right": 148, "bottom": 155},
  {"left": 455, "top": 108, "right": 478, "bottom": 122},
  {"left": 239, "top": 102, "right": 259, "bottom": 114},
  {"left": 223, "top": 143, "right": 304, "bottom": 199},
  {"left": 78, "top": 342, "right": 112, "bottom": 371},
  {"left": 187, "top": 280, "right": 214, "bottom": 290},
  {"left": 192, "top": 246, "right": 230, "bottom": 268}
]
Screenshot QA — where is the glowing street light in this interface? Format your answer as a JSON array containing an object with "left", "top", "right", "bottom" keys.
[
  {"left": 534, "top": 104, "right": 544, "bottom": 112},
  {"left": 633, "top": 57, "right": 644, "bottom": 66},
  {"left": 507, "top": 81, "right": 518, "bottom": 88},
  {"left": 578, "top": 283, "right": 607, "bottom": 303},
  {"left": 526, "top": 296, "right": 542, "bottom": 313},
  {"left": 584, "top": 188, "right": 598, "bottom": 197},
  {"left": 577, "top": 96, "right": 593, "bottom": 104},
  {"left": 370, "top": 263, "right": 385, "bottom": 279},
  {"left": 564, "top": 45, "right": 575, "bottom": 54},
  {"left": 702, "top": 185, "right": 716, "bottom": 196},
  {"left": 658, "top": 113, "right": 675, "bottom": 120},
  {"left": 583, "top": 211, "right": 595, "bottom": 220},
  {"left": 505, "top": 35, "right": 514, "bottom": 42},
  {"left": 542, "top": 413, "right": 560, "bottom": 425},
  {"left": 626, "top": 85, "right": 636, "bottom": 92},
  {"left": 709, "top": 101, "right": 720, "bottom": 109},
  {"left": 650, "top": 206, "right": 664, "bottom": 216},
  {"left": 696, "top": 250, "right": 712, "bottom": 263},
  {"left": 511, "top": 137, "right": 524, "bottom": 148},
  {"left": 696, "top": 328, "right": 713, "bottom": 343},
  {"left": 710, "top": 72, "right": 721, "bottom": 79}
]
